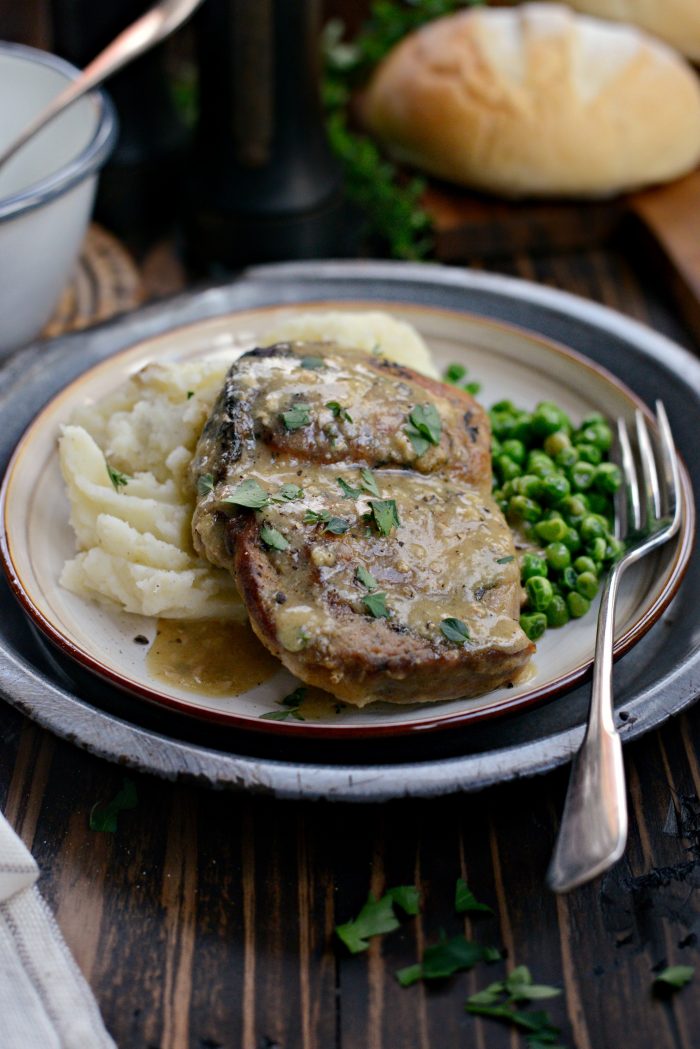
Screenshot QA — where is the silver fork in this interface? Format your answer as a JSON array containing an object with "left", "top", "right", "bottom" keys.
[{"left": 547, "top": 401, "right": 682, "bottom": 893}]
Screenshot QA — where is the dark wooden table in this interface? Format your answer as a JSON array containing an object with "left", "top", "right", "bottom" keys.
[{"left": 1, "top": 242, "right": 699, "bottom": 1049}]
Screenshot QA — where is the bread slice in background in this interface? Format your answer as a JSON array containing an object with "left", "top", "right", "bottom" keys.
[
  {"left": 360, "top": 3, "right": 700, "bottom": 199},
  {"left": 555, "top": 0, "right": 700, "bottom": 63}
]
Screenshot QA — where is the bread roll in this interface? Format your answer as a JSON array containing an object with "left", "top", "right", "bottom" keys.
[
  {"left": 559, "top": 0, "right": 700, "bottom": 63},
  {"left": 360, "top": 3, "right": 700, "bottom": 198}
]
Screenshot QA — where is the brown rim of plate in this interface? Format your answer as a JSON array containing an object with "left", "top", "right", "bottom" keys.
[{"left": 0, "top": 301, "right": 695, "bottom": 740}]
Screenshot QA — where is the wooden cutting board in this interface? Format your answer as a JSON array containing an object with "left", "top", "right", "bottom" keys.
[{"left": 423, "top": 169, "right": 700, "bottom": 343}]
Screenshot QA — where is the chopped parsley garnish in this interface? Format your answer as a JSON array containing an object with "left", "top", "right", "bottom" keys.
[
  {"left": 282, "top": 403, "right": 311, "bottom": 430},
  {"left": 337, "top": 477, "right": 362, "bottom": 499},
  {"left": 326, "top": 400, "right": 353, "bottom": 423},
  {"left": 260, "top": 686, "right": 306, "bottom": 721},
  {"left": 455, "top": 878, "right": 493, "bottom": 914},
  {"left": 654, "top": 965, "right": 695, "bottom": 991},
  {"left": 360, "top": 468, "right": 380, "bottom": 497},
  {"left": 89, "top": 777, "right": 138, "bottom": 833},
  {"left": 465, "top": 967, "right": 562, "bottom": 1044},
  {"left": 355, "top": 565, "right": 378, "bottom": 591},
  {"left": 260, "top": 524, "right": 289, "bottom": 551},
  {"left": 465, "top": 381, "right": 481, "bottom": 396},
  {"left": 186, "top": 390, "right": 195, "bottom": 399},
  {"left": 440, "top": 618, "right": 470, "bottom": 644},
  {"left": 304, "top": 508, "right": 350, "bottom": 534},
  {"left": 197, "top": 473, "right": 214, "bottom": 497},
  {"left": 396, "top": 933, "right": 500, "bottom": 987},
  {"left": 106, "top": 463, "right": 129, "bottom": 492},
  {"left": 369, "top": 498, "right": 400, "bottom": 537},
  {"left": 271, "top": 483, "right": 303, "bottom": 502},
  {"left": 405, "top": 403, "right": 441, "bottom": 456},
  {"left": 445, "top": 363, "right": 467, "bottom": 384},
  {"left": 300, "top": 356, "right": 324, "bottom": 369},
  {"left": 223, "top": 478, "right": 269, "bottom": 509},
  {"left": 335, "top": 885, "right": 420, "bottom": 954},
  {"left": 496, "top": 555, "right": 515, "bottom": 564},
  {"left": 362, "top": 592, "right": 389, "bottom": 618}
]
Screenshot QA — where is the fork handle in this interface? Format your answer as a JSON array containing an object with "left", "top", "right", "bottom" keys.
[{"left": 547, "top": 566, "right": 628, "bottom": 893}]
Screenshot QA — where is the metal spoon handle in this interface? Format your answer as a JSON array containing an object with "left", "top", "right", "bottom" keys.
[{"left": 0, "top": 0, "right": 204, "bottom": 171}]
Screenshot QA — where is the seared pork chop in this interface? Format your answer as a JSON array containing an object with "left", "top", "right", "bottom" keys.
[{"left": 191, "top": 342, "right": 533, "bottom": 705}]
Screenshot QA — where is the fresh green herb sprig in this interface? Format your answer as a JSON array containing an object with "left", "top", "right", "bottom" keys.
[
  {"left": 106, "top": 462, "right": 129, "bottom": 493},
  {"left": 397, "top": 933, "right": 500, "bottom": 987},
  {"left": 465, "top": 967, "right": 563, "bottom": 1047},
  {"left": 260, "top": 687, "right": 306, "bottom": 721},
  {"left": 653, "top": 965, "right": 695, "bottom": 992},
  {"left": 455, "top": 877, "right": 492, "bottom": 914}
]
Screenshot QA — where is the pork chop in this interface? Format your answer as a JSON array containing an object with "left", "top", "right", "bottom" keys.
[{"left": 191, "top": 342, "right": 533, "bottom": 705}]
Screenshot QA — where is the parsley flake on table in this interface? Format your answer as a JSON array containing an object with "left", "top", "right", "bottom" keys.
[
  {"left": 440, "top": 618, "right": 470, "bottom": 644},
  {"left": 654, "top": 965, "right": 695, "bottom": 991},
  {"left": 197, "top": 472, "right": 215, "bottom": 497},
  {"left": 223, "top": 478, "right": 269, "bottom": 509},
  {"left": 89, "top": 777, "right": 138, "bottom": 833},
  {"left": 355, "top": 565, "right": 378, "bottom": 592},
  {"left": 465, "top": 968, "right": 563, "bottom": 1046},
  {"left": 396, "top": 933, "right": 500, "bottom": 987},
  {"left": 260, "top": 525, "right": 289, "bottom": 551},
  {"left": 326, "top": 400, "right": 353, "bottom": 423},
  {"left": 186, "top": 390, "right": 195, "bottom": 399},
  {"left": 455, "top": 878, "right": 493, "bottom": 914},
  {"left": 335, "top": 885, "right": 420, "bottom": 954},
  {"left": 337, "top": 477, "right": 362, "bottom": 499},
  {"left": 369, "top": 498, "right": 400, "bottom": 537},
  {"left": 405, "top": 403, "right": 441, "bottom": 456},
  {"left": 496, "top": 555, "right": 515, "bottom": 565},
  {"left": 360, "top": 468, "right": 380, "bottom": 497},
  {"left": 362, "top": 592, "right": 389, "bottom": 619},
  {"left": 106, "top": 463, "right": 129, "bottom": 493},
  {"left": 282, "top": 403, "right": 311, "bottom": 430}
]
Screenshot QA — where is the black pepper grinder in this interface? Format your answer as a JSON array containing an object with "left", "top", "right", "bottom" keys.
[{"left": 187, "top": 0, "right": 351, "bottom": 272}]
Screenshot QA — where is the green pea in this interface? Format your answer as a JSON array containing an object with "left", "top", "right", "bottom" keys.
[
  {"left": 501, "top": 438, "right": 526, "bottom": 465},
  {"left": 497, "top": 498, "right": 509, "bottom": 514},
  {"left": 546, "top": 595, "right": 570, "bottom": 628},
  {"left": 576, "top": 572, "right": 599, "bottom": 599},
  {"left": 496, "top": 455, "right": 521, "bottom": 482},
  {"left": 545, "top": 542, "right": 571, "bottom": 570},
  {"left": 528, "top": 454, "right": 557, "bottom": 479},
  {"left": 490, "top": 412, "right": 517, "bottom": 440},
  {"left": 521, "top": 521, "right": 538, "bottom": 544},
  {"left": 567, "top": 591, "right": 591, "bottom": 618},
  {"left": 521, "top": 552, "right": 548, "bottom": 580},
  {"left": 588, "top": 537, "right": 607, "bottom": 563},
  {"left": 508, "top": 495, "right": 542, "bottom": 522},
  {"left": 532, "top": 402, "right": 571, "bottom": 437},
  {"left": 543, "top": 431, "right": 571, "bottom": 458},
  {"left": 581, "top": 412, "right": 605, "bottom": 426},
  {"left": 561, "top": 566, "right": 578, "bottom": 590},
  {"left": 534, "top": 517, "right": 568, "bottom": 543},
  {"left": 520, "top": 612, "right": 548, "bottom": 641},
  {"left": 501, "top": 480, "right": 516, "bottom": 498},
  {"left": 605, "top": 537, "right": 625, "bottom": 562},
  {"left": 574, "top": 556, "right": 598, "bottom": 576},
  {"left": 555, "top": 445, "right": 579, "bottom": 469},
  {"left": 560, "top": 494, "right": 588, "bottom": 524},
  {"left": 594, "top": 462, "right": 622, "bottom": 493},
  {"left": 576, "top": 443, "right": 603, "bottom": 466},
  {"left": 577, "top": 422, "right": 613, "bottom": 451},
  {"left": 526, "top": 576, "right": 554, "bottom": 611},
  {"left": 570, "top": 461, "right": 596, "bottom": 491},
  {"left": 561, "top": 527, "right": 581, "bottom": 553},
  {"left": 510, "top": 411, "right": 534, "bottom": 444},
  {"left": 580, "top": 514, "right": 607, "bottom": 541},
  {"left": 515, "top": 474, "right": 544, "bottom": 500},
  {"left": 491, "top": 400, "right": 515, "bottom": 413},
  {"left": 540, "top": 474, "right": 571, "bottom": 505},
  {"left": 445, "top": 363, "right": 467, "bottom": 384}
]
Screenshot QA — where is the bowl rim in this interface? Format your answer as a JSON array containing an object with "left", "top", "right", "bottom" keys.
[{"left": 0, "top": 41, "right": 118, "bottom": 223}]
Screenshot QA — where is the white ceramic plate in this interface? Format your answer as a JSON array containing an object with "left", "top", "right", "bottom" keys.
[{"left": 0, "top": 302, "right": 694, "bottom": 739}]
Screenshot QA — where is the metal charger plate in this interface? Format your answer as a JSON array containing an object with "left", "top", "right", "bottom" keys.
[{"left": 0, "top": 261, "right": 698, "bottom": 800}]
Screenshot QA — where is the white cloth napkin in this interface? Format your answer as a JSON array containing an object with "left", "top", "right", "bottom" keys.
[{"left": 0, "top": 809, "right": 116, "bottom": 1049}]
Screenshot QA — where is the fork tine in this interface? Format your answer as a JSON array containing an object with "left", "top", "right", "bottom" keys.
[
  {"left": 654, "top": 400, "right": 682, "bottom": 535},
  {"left": 635, "top": 409, "right": 662, "bottom": 524},
  {"left": 617, "top": 418, "right": 640, "bottom": 535}
]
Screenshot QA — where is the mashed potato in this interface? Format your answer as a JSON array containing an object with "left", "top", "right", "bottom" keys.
[{"left": 59, "top": 311, "right": 436, "bottom": 619}]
